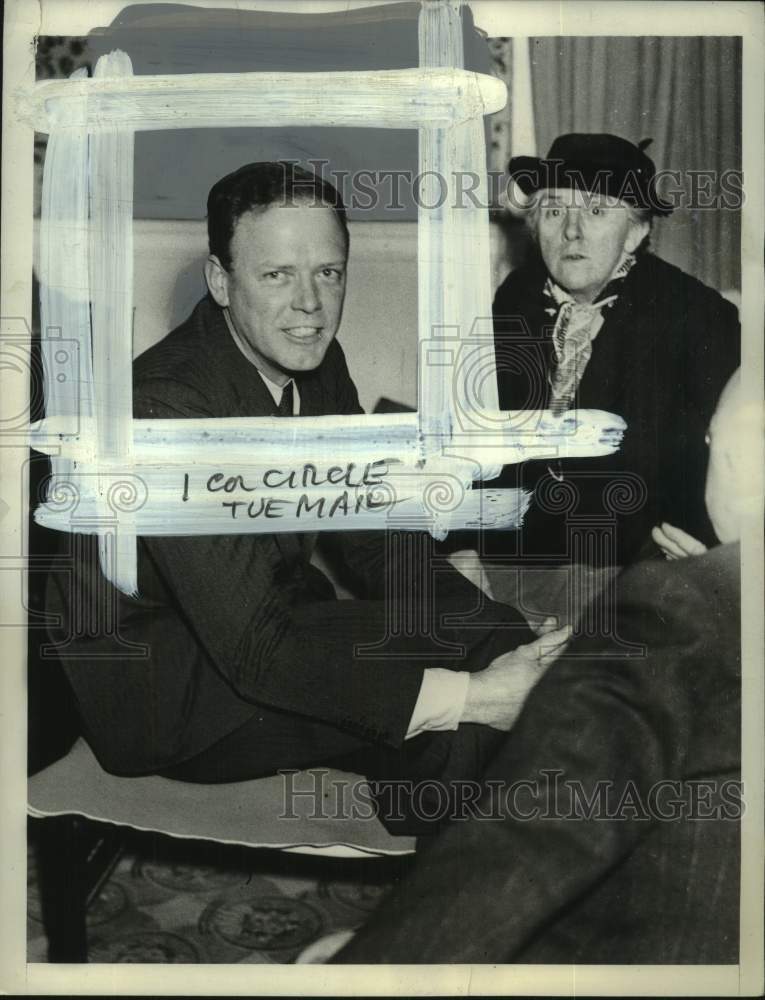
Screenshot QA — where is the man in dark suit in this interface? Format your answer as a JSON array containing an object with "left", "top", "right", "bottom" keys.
[
  {"left": 492, "top": 134, "right": 740, "bottom": 573},
  {"left": 45, "top": 162, "right": 568, "bottom": 799},
  {"left": 328, "top": 369, "right": 754, "bottom": 965}
]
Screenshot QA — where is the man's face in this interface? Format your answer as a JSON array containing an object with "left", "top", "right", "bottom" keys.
[
  {"left": 535, "top": 188, "right": 649, "bottom": 303},
  {"left": 208, "top": 202, "right": 348, "bottom": 384}
]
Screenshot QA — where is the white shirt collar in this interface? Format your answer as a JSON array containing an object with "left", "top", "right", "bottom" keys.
[{"left": 257, "top": 368, "right": 298, "bottom": 413}]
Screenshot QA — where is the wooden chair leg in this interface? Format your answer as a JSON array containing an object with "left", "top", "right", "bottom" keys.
[
  {"left": 36, "top": 815, "right": 88, "bottom": 962},
  {"left": 33, "top": 815, "right": 124, "bottom": 963}
]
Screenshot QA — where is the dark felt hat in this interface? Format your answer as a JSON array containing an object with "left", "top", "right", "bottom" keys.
[{"left": 508, "top": 133, "right": 674, "bottom": 216}]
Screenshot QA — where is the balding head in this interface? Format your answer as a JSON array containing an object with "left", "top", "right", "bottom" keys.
[{"left": 705, "top": 370, "right": 765, "bottom": 543}]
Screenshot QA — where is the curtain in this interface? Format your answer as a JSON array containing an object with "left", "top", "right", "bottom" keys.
[{"left": 488, "top": 37, "right": 742, "bottom": 293}]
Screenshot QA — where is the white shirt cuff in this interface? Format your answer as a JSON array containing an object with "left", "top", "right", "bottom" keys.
[{"left": 404, "top": 668, "right": 470, "bottom": 740}]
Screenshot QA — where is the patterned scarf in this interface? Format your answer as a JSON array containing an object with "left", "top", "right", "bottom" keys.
[{"left": 544, "top": 253, "right": 637, "bottom": 416}]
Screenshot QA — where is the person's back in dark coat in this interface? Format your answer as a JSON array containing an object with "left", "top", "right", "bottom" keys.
[{"left": 335, "top": 539, "right": 741, "bottom": 964}]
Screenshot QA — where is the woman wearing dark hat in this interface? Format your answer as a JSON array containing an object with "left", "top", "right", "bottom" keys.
[{"left": 491, "top": 133, "right": 740, "bottom": 589}]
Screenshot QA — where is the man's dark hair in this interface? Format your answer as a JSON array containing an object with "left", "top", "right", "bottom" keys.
[{"left": 207, "top": 161, "right": 349, "bottom": 271}]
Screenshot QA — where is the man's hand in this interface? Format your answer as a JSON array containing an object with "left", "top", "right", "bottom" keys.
[
  {"left": 651, "top": 522, "right": 708, "bottom": 560},
  {"left": 460, "top": 620, "right": 572, "bottom": 731}
]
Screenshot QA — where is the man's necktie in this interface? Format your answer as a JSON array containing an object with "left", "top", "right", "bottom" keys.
[
  {"left": 276, "top": 380, "right": 294, "bottom": 416},
  {"left": 272, "top": 378, "right": 304, "bottom": 565}
]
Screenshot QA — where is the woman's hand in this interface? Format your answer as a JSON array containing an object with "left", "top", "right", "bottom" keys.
[
  {"left": 447, "top": 548, "right": 496, "bottom": 601},
  {"left": 651, "top": 522, "right": 708, "bottom": 560}
]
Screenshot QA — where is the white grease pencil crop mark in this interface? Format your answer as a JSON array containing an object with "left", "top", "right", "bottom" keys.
[{"left": 27, "top": 0, "right": 625, "bottom": 596}]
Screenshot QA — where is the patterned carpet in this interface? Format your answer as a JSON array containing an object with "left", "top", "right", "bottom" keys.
[{"left": 27, "top": 826, "right": 411, "bottom": 963}]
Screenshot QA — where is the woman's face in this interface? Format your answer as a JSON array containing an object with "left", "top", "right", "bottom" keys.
[{"left": 535, "top": 188, "right": 649, "bottom": 302}]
